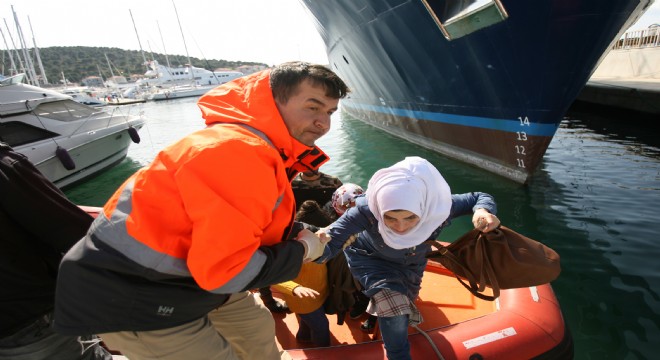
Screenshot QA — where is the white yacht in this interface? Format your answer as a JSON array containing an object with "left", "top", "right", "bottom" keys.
[
  {"left": 58, "top": 86, "right": 108, "bottom": 107},
  {"left": 129, "top": 60, "right": 244, "bottom": 100},
  {"left": 145, "top": 84, "right": 216, "bottom": 101},
  {"left": 140, "top": 60, "right": 244, "bottom": 87},
  {"left": 0, "top": 74, "right": 146, "bottom": 188}
]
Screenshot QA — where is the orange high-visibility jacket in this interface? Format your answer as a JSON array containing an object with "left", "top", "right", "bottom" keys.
[{"left": 54, "top": 69, "right": 329, "bottom": 335}]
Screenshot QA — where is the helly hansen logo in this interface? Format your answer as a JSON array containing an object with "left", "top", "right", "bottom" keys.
[{"left": 157, "top": 306, "right": 174, "bottom": 316}]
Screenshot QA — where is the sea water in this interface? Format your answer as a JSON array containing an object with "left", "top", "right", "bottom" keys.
[{"left": 65, "top": 98, "right": 660, "bottom": 360}]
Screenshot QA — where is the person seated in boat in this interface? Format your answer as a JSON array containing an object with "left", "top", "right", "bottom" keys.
[
  {"left": 53, "top": 62, "right": 349, "bottom": 360},
  {"left": 259, "top": 169, "right": 343, "bottom": 314},
  {"left": 0, "top": 142, "right": 112, "bottom": 360},
  {"left": 271, "top": 200, "right": 333, "bottom": 347},
  {"left": 316, "top": 156, "right": 500, "bottom": 360},
  {"left": 292, "top": 169, "right": 343, "bottom": 211}
]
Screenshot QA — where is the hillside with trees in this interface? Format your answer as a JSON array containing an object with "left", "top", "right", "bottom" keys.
[{"left": 0, "top": 46, "right": 267, "bottom": 84}]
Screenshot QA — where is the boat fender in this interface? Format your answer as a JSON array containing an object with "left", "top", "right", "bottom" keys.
[
  {"left": 56, "top": 146, "right": 76, "bottom": 170},
  {"left": 128, "top": 126, "right": 141, "bottom": 144}
]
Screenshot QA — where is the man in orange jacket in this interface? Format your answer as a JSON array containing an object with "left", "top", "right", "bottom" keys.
[{"left": 54, "top": 62, "right": 349, "bottom": 359}]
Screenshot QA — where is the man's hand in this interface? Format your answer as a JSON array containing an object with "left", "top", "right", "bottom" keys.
[{"left": 295, "top": 229, "right": 326, "bottom": 262}]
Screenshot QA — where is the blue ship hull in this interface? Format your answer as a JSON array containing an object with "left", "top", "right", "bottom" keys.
[{"left": 301, "top": 0, "right": 652, "bottom": 183}]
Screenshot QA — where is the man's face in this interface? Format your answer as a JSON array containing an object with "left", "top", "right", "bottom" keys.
[{"left": 277, "top": 79, "right": 339, "bottom": 146}]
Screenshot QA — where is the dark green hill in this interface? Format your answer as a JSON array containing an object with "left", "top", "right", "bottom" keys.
[{"left": 1, "top": 46, "right": 266, "bottom": 83}]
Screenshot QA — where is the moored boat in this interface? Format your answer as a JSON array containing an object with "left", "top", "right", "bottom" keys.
[
  {"left": 0, "top": 74, "right": 145, "bottom": 188},
  {"left": 131, "top": 60, "right": 245, "bottom": 101},
  {"left": 140, "top": 60, "right": 244, "bottom": 88},
  {"left": 145, "top": 84, "right": 217, "bottom": 101},
  {"left": 56, "top": 86, "right": 107, "bottom": 107},
  {"left": 300, "top": 0, "right": 655, "bottom": 184}
]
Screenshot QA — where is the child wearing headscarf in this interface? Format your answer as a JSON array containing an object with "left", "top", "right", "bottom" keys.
[{"left": 316, "top": 156, "right": 500, "bottom": 360}]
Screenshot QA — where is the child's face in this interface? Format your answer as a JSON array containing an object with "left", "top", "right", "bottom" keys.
[{"left": 383, "top": 210, "right": 420, "bottom": 234}]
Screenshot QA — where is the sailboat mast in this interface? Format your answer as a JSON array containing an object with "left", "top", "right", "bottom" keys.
[
  {"left": 157, "top": 20, "right": 171, "bottom": 68},
  {"left": 172, "top": 0, "right": 194, "bottom": 82},
  {"left": 61, "top": 71, "right": 68, "bottom": 88},
  {"left": 28, "top": 15, "right": 48, "bottom": 85},
  {"left": 96, "top": 64, "right": 105, "bottom": 87},
  {"left": 129, "top": 9, "right": 148, "bottom": 70},
  {"left": 0, "top": 26, "right": 18, "bottom": 75},
  {"left": 3, "top": 19, "right": 26, "bottom": 76},
  {"left": 104, "top": 53, "right": 116, "bottom": 79},
  {"left": 11, "top": 6, "right": 38, "bottom": 85}
]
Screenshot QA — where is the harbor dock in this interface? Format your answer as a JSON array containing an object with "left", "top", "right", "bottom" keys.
[{"left": 576, "top": 26, "right": 660, "bottom": 116}]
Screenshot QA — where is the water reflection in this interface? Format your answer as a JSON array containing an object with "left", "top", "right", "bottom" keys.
[
  {"left": 565, "top": 103, "right": 660, "bottom": 158},
  {"left": 535, "top": 115, "right": 660, "bottom": 359}
]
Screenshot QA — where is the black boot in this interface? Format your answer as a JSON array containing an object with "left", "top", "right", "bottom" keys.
[
  {"left": 360, "top": 315, "right": 377, "bottom": 333},
  {"left": 259, "top": 287, "right": 289, "bottom": 313}
]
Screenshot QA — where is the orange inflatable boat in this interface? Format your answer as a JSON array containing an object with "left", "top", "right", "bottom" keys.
[
  {"left": 80, "top": 206, "right": 573, "bottom": 359},
  {"left": 276, "top": 259, "right": 573, "bottom": 359}
]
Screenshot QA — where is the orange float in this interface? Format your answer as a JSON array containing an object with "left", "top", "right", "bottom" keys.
[{"left": 277, "top": 260, "right": 573, "bottom": 359}]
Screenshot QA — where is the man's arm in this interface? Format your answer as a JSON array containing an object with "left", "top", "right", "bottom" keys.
[
  {"left": 209, "top": 240, "right": 305, "bottom": 294},
  {"left": 174, "top": 137, "right": 311, "bottom": 294}
]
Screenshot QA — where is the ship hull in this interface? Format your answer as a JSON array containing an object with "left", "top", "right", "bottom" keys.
[{"left": 301, "top": 0, "right": 651, "bottom": 183}]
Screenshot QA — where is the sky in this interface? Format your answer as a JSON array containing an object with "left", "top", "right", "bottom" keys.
[
  {"left": 0, "top": 0, "right": 328, "bottom": 66},
  {"left": 1, "top": 0, "right": 659, "bottom": 69}
]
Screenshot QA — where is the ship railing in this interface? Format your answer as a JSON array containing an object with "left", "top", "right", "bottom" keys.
[{"left": 612, "top": 26, "right": 659, "bottom": 49}]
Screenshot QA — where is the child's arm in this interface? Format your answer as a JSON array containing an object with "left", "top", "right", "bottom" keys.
[
  {"left": 316, "top": 202, "right": 372, "bottom": 263},
  {"left": 271, "top": 281, "right": 300, "bottom": 296},
  {"left": 450, "top": 192, "right": 499, "bottom": 232}
]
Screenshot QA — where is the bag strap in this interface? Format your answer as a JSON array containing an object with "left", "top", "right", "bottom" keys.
[{"left": 426, "top": 235, "right": 500, "bottom": 301}]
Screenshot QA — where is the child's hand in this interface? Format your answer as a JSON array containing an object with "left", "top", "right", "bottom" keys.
[
  {"left": 293, "top": 286, "right": 320, "bottom": 299},
  {"left": 472, "top": 208, "right": 500, "bottom": 232},
  {"left": 315, "top": 227, "right": 331, "bottom": 244}
]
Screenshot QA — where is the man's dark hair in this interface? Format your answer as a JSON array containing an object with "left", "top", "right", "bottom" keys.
[{"left": 270, "top": 61, "right": 349, "bottom": 104}]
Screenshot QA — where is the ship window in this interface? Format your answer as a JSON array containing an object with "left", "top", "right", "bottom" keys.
[
  {"left": 32, "top": 100, "right": 99, "bottom": 122},
  {"left": 420, "top": 0, "right": 508, "bottom": 40},
  {"left": 0, "top": 121, "right": 59, "bottom": 147}
]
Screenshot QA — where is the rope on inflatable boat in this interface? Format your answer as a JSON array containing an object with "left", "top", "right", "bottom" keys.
[{"left": 411, "top": 324, "right": 445, "bottom": 360}]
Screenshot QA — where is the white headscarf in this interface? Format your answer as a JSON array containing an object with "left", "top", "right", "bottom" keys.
[{"left": 366, "top": 157, "right": 451, "bottom": 249}]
